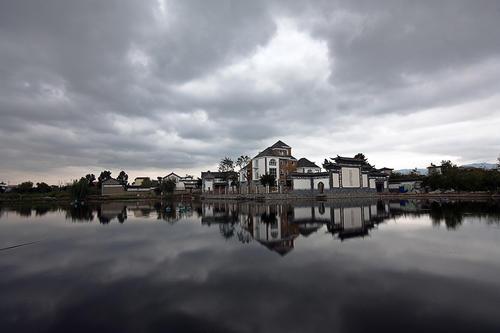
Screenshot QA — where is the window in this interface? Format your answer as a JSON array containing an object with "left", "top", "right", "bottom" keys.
[
  {"left": 307, "top": 169, "right": 312, "bottom": 173},
  {"left": 269, "top": 159, "right": 276, "bottom": 166},
  {"left": 269, "top": 168, "right": 277, "bottom": 177}
]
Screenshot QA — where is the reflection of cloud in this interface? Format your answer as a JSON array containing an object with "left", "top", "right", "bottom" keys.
[{"left": 1, "top": 200, "right": 500, "bottom": 331}]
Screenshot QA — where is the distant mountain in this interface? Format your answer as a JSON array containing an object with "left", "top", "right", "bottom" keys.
[
  {"left": 395, "top": 163, "right": 498, "bottom": 175},
  {"left": 460, "top": 163, "right": 498, "bottom": 170},
  {"left": 394, "top": 168, "right": 427, "bottom": 175}
]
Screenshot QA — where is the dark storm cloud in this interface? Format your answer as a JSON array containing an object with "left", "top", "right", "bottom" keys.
[{"left": 0, "top": 0, "right": 499, "bottom": 182}]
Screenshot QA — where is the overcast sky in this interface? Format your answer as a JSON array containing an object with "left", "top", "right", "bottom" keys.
[{"left": 1, "top": 0, "right": 500, "bottom": 184}]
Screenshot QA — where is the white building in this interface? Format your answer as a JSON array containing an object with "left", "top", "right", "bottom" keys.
[
  {"left": 291, "top": 156, "right": 388, "bottom": 193},
  {"left": 296, "top": 158, "right": 322, "bottom": 173},
  {"left": 240, "top": 140, "right": 297, "bottom": 186},
  {"left": 163, "top": 172, "right": 199, "bottom": 191}
]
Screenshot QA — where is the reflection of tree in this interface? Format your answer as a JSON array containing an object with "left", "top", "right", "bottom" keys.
[
  {"left": 16, "top": 206, "right": 32, "bottom": 217},
  {"left": 261, "top": 212, "right": 277, "bottom": 224},
  {"left": 96, "top": 204, "right": 127, "bottom": 224},
  {"left": 429, "top": 202, "right": 464, "bottom": 229},
  {"left": 66, "top": 204, "right": 95, "bottom": 222},
  {"left": 428, "top": 201, "right": 500, "bottom": 229},
  {"left": 219, "top": 223, "right": 235, "bottom": 239}
]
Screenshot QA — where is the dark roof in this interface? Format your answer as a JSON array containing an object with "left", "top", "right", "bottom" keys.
[
  {"left": 254, "top": 147, "right": 297, "bottom": 159},
  {"left": 333, "top": 156, "right": 367, "bottom": 165},
  {"left": 253, "top": 140, "right": 296, "bottom": 159},
  {"left": 270, "top": 140, "right": 290, "bottom": 149},
  {"left": 201, "top": 171, "right": 237, "bottom": 179},
  {"left": 134, "top": 177, "right": 150, "bottom": 180},
  {"left": 290, "top": 172, "right": 330, "bottom": 178},
  {"left": 297, "top": 158, "right": 320, "bottom": 168},
  {"left": 164, "top": 172, "right": 180, "bottom": 178},
  {"left": 102, "top": 178, "right": 122, "bottom": 185},
  {"left": 379, "top": 167, "right": 394, "bottom": 171}
]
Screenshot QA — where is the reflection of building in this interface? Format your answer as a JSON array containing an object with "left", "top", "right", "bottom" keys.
[
  {"left": 200, "top": 200, "right": 392, "bottom": 252},
  {"left": 201, "top": 202, "right": 239, "bottom": 224},
  {"left": 326, "top": 202, "right": 389, "bottom": 240},
  {"left": 243, "top": 204, "right": 299, "bottom": 256},
  {"left": 98, "top": 202, "right": 127, "bottom": 223}
]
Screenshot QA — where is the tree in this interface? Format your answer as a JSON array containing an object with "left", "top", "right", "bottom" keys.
[
  {"left": 218, "top": 157, "right": 234, "bottom": 172},
  {"left": 323, "top": 158, "right": 333, "bottom": 169},
  {"left": 117, "top": 171, "right": 128, "bottom": 185},
  {"left": 85, "top": 174, "right": 96, "bottom": 186},
  {"left": 70, "top": 177, "right": 90, "bottom": 201},
  {"left": 36, "top": 182, "right": 51, "bottom": 193},
  {"left": 260, "top": 174, "right": 276, "bottom": 187},
  {"left": 354, "top": 153, "right": 367, "bottom": 161},
  {"left": 17, "top": 181, "right": 34, "bottom": 193},
  {"left": 98, "top": 170, "right": 112, "bottom": 185},
  {"left": 161, "top": 179, "right": 176, "bottom": 194},
  {"left": 235, "top": 155, "right": 251, "bottom": 169}
]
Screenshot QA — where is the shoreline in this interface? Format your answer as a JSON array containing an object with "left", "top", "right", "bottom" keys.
[{"left": 1, "top": 191, "right": 500, "bottom": 204}]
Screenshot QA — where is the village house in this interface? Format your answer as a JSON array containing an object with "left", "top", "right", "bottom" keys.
[
  {"left": 101, "top": 178, "right": 127, "bottom": 196},
  {"left": 239, "top": 140, "right": 297, "bottom": 189},
  {"left": 296, "top": 158, "right": 322, "bottom": 173},
  {"left": 163, "top": 172, "right": 200, "bottom": 192},
  {"left": 379, "top": 167, "right": 394, "bottom": 176},
  {"left": 427, "top": 164, "right": 442, "bottom": 175},
  {"left": 132, "top": 177, "right": 151, "bottom": 187},
  {"left": 290, "top": 156, "right": 389, "bottom": 193},
  {"left": 201, "top": 171, "right": 238, "bottom": 193}
]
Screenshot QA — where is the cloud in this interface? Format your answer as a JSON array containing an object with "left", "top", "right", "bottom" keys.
[{"left": 0, "top": 0, "right": 499, "bottom": 183}]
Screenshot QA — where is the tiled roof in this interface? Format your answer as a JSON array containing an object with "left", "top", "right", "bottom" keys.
[
  {"left": 270, "top": 140, "right": 290, "bottom": 149},
  {"left": 297, "top": 158, "right": 320, "bottom": 168},
  {"left": 201, "top": 171, "right": 238, "bottom": 179},
  {"left": 102, "top": 178, "right": 122, "bottom": 185},
  {"left": 333, "top": 156, "right": 367, "bottom": 165},
  {"left": 254, "top": 147, "right": 296, "bottom": 160}
]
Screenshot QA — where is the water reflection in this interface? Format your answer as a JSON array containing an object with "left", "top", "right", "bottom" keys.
[{"left": 1, "top": 199, "right": 500, "bottom": 332}]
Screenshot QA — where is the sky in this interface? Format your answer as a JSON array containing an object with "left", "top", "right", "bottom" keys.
[{"left": 1, "top": 0, "right": 500, "bottom": 184}]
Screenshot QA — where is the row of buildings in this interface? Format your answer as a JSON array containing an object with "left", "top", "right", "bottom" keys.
[
  {"left": 102, "top": 172, "right": 200, "bottom": 196},
  {"left": 201, "top": 140, "right": 391, "bottom": 194}
]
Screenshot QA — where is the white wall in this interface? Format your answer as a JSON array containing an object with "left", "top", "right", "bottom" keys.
[
  {"left": 203, "top": 180, "right": 213, "bottom": 192},
  {"left": 362, "top": 174, "right": 368, "bottom": 188},
  {"left": 332, "top": 173, "right": 340, "bottom": 188},
  {"left": 369, "top": 179, "right": 376, "bottom": 189},
  {"left": 341, "top": 167, "right": 360, "bottom": 188},
  {"left": 313, "top": 177, "right": 330, "bottom": 190},
  {"left": 297, "top": 167, "right": 321, "bottom": 173},
  {"left": 293, "top": 178, "right": 311, "bottom": 190}
]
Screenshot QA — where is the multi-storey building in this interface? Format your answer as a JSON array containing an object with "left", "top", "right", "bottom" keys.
[{"left": 240, "top": 140, "right": 297, "bottom": 187}]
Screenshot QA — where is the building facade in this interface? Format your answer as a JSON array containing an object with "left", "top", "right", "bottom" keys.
[
  {"left": 296, "top": 158, "right": 322, "bottom": 173},
  {"left": 290, "top": 156, "right": 388, "bottom": 193},
  {"left": 101, "top": 178, "right": 127, "bottom": 196},
  {"left": 201, "top": 171, "right": 238, "bottom": 193},
  {"left": 240, "top": 140, "right": 297, "bottom": 188}
]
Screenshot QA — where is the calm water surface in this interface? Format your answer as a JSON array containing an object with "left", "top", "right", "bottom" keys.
[{"left": 1, "top": 199, "right": 500, "bottom": 332}]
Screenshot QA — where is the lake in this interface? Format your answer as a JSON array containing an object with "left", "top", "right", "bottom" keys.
[{"left": 1, "top": 199, "right": 500, "bottom": 332}]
